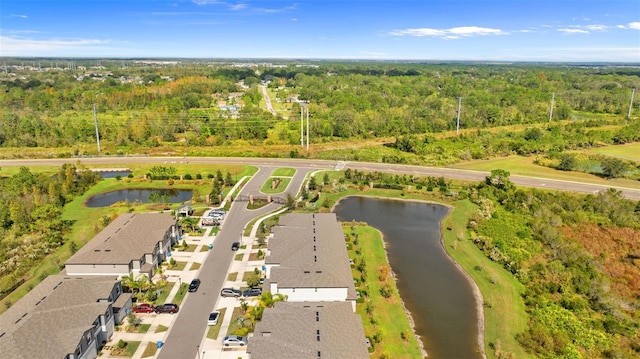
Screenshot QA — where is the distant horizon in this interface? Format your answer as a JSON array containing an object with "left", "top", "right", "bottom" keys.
[
  {"left": 2, "top": 0, "right": 639, "bottom": 62},
  {"left": 2, "top": 56, "right": 639, "bottom": 65}
]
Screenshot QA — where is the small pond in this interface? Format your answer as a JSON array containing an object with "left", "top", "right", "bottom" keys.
[
  {"left": 97, "top": 171, "right": 132, "bottom": 179},
  {"left": 85, "top": 188, "right": 192, "bottom": 207}
]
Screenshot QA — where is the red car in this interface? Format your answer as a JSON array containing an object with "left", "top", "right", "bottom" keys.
[{"left": 132, "top": 303, "right": 155, "bottom": 314}]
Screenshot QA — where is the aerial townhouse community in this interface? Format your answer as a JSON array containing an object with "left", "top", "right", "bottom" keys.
[{"left": 0, "top": 209, "right": 369, "bottom": 359}]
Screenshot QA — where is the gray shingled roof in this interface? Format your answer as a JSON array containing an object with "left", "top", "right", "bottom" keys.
[
  {"left": 65, "top": 212, "right": 176, "bottom": 265},
  {"left": 266, "top": 213, "right": 357, "bottom": 298},
  {"left": 247, "top": 301, "right": 369, "bottom": 359},
  {"left": 0, "top": 275, "right": 118, "bottom": 359}
]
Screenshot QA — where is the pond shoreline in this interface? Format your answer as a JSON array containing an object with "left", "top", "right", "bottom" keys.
[{"left": 333, "top": 195, "right": 486, "bottom": 359}]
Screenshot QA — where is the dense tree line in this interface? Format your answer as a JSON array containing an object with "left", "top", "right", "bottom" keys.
[
  {"left": 1, "top": 62, "right": 638, "bottom": 154},
  {"left": 0, "top": 165, "right": 101, "bottom": 295}
]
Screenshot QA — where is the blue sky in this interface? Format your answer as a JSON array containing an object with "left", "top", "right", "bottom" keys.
[{"left": 1, "top": 0, "right": 639, "bottom": 61}]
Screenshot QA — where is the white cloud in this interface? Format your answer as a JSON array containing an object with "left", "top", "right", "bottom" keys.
[
  {"left": 229, "top": 4, "right": 247, "bottom": 11},
  {"left": 11, "top": 14, "right": 28, "bottom": 19},
  {"left": 390, "top": 26, "right": 505, "bottom": 38},
  {"left": 557, "top": 28, "right": 589, "bottom": 34},
  {"left": 626, "top": 22, "right": 640, "bottom": 30},
  {"left": 584, "top": 24, "right": 607, "bottom": 31},
  {"left": 0, "top": 35, "right": 109, "bottom": 53},
  {"left": 192, "top": 0, "right": 223, "bottom": 5}
]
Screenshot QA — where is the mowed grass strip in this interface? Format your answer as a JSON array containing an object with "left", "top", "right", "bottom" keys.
[
  {"left": 441, "top": 200, "right": 532, "bottom": 358},
  {"left": 353, "top": 226, "right": 423, "bottom": 358},
  {"left": 271, "top": 167, "right": 296, "bottom": 177}
]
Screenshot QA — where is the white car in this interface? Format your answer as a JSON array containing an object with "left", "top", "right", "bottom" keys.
[
  {"left": 223, "top": 335, "right": 247, "bottom": 347},
  {"left": 208, "top": 311, "right": 220, "bottom": 326}
]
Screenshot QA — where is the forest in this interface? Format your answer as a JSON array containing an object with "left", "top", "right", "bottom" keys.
[{"left": 1, "top": 59, "right": 640, "bottom": 358}]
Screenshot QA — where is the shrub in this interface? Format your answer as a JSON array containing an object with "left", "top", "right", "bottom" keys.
[
  {"left": 117, "top": 339, "right": 127, "bottom": 349},
  {"left": 183, "top": 174, "right": 193, "bottom": 180}
]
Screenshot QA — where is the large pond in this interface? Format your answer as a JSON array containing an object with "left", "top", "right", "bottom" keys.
[
  {"left": 334, "top": 196, "right": 481, "bottom": 359},
  {"left": 85, "top": 189, "right": 193, "bottom": 207}
]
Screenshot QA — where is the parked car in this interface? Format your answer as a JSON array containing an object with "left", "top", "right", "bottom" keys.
[
  {"left": 132, "top": 303, "right": 155, "bottom": 313},
  {"left": 155, "top": 303, "right": 179, "bottom": 314},
  {"left": 223, "top": 335, "right": 248, "bottom": 347},
  {"left": 201, "top": 218, "right": 220, "bottom": 226},
  {"left": 243, "top": 287, "right": 262, "bottom": 297},
  {"left": 220, "top": 287, "right": 242, "bottom": 298},
  {"left": 231, "top": 242, "right": 240, "bottom": 251},
  {"left": 188, "top": 279, "right": 201, "bottom": 292},
  {"left": 208, "top": 311, "right": 220, "bottom": 326}
]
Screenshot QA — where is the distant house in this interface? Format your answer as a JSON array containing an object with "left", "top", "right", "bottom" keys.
[
  {"left": 264, "top": 213, "right": 358, "bottom": 310},
  {"left": 65, "top": 213, "right": 179, "bottom": 278},
  {"left": 247, "top": 301, "right": 369, "bottom": 359},
  {"left": 0, "top": 275, "right": 130, "bottom": 359}
]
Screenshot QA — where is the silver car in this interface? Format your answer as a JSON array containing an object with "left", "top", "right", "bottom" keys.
[{"left": 223, "top": 335, "right": 247, "bottom": 347}]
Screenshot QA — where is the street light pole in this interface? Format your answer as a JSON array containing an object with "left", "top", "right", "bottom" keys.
[
  {"left": 93, "top": 103, "right": 101, "bottom": 155},
  {"left": 178, "top": 278, "right": 182, "bottom": 294},
  {"left": 196, "top": 345, "right": 201, "bottom": 359}
]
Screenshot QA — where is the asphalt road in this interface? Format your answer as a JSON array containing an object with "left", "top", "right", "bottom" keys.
[
  {"left": 156, "top": 166, "right": 313, "bottom": 359},
  {"left": 1, "top": 156, "right": 638, "bottom": 199}
]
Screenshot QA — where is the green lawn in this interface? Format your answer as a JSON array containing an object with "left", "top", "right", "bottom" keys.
[
  {"left": 155, "top": 325, "right": 169, "bottom": 333},
  {"left": 141, "top": 342, "right": 158, "bottom": 358},
  {"left": 181, "top": 244, "right": 198, "bottom": 252},
  {"left": 126, "top": 323, "right": 151, "bottom": 333},
  {"left": 173, "top": 283, "right": 189, "bottom": 304},
  {"left": 154, "top": 282, "right": 175, "bottom": 306},
  {"left": 227, "top": 272, "right": 238, "bottom": 281},
  {"left": 351, "top": 226, "right": 423, "bottom": 358},
  {"left": 441, "top": 200, "right": 531, "bottom": 359},
  {"left": 110, "top": 341, "right": 140, "bottom": 357},
  {"left": 206, "top": 307, "right": 227, "bottom": 339},
  {"left": 167, "top": 261, "right": 188, "bottom": 271},
  {"left": 260, "top": 177, "right": 291, "bottom": 194},
  {"left": 271, "top": 167, "right": 296, "bottom": 177},
  {"left": 226, "top": 307, "right": 246, "bottom": 335},
  {"left": 189, "top": 262, "right": 201, "bottom": 271}
]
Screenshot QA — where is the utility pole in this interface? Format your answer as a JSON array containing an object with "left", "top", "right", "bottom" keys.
[
  {"left": 456, "top": 97, "right": 462, "bottom": 135},
  {"left": 628, "top": 88, "right": 636, "bottom": 120},
  {"left": 548, "top": 92, "right": 555, "bottom": 122},
  {"left": 300, "top": 104, "right": 304, "bottom": 147},
  {"left": 93, "top": 103, "right": 101, "bottom": 155},
  {"left": 306, "top": 104, "right": 310, "bottom": 152}
]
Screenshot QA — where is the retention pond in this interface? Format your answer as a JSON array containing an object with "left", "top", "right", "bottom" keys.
[{"left": 334, "top": 196, "right": 481, "bottom": 359}]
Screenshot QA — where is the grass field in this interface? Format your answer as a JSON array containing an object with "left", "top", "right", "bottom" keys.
[
  {"left": 588, "top": 142, "right": 640, "bottom": 161},
  {"left": 206, "top": 307, "right": 227, "bottom": 339},
  {"left": 450, "top": 155, "right": 640, "bottom": 189}
]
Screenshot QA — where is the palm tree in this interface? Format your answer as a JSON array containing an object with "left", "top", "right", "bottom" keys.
[
  {"left": 179, "top": 216, "right": 198, "bottom": 233},
  {"left": 243, "top": 291, "right": 287, "bottom": 328}
]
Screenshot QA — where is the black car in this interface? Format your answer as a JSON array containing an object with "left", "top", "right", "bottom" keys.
[
  {"left": 231, "top": 242, "right": 240, "bottom": 251},
  {"left": 243, "top": 287, "right": 262, "bottom": 297},
  {"left": 155, "top": 303, "right": 179, "bottom": 314},
  {"left": 188, "top": 279, "right": 201, "bottom": 292},
  {"left": 220, "top": 287, "right": 242, "bottom": 298}
]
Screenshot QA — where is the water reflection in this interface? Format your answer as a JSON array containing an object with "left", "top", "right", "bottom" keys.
[
  {"left": 85, "top": 188, "right": 192, "bottom": 207},
  {"left": 334, "top": 196, "right": 480, "bottom": 359}
]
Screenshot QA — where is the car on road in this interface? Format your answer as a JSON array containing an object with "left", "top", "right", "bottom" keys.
[
  {"left": 223, "top": 335, "right": 248, "bottom": 347},
  {"left": 208, "top": 311, "right": 220, "bottom": 326},
  {"left": 243, "top": 287, "right": 262, "bottom": 297},
  {"left": 220, "top": 287, "right": 242, "bottom": 298},
  {"left": 155, "top": 303, "right": 179, "bottom": 314},
  {"left": 132, "top": 303, "right": 155, "bottom": 313},
  {"left": 231, "top": 242, "right": 240, "bottom": 251},
  {"left": 188, "top": 278, "right": 201, "bottom": 292}
]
